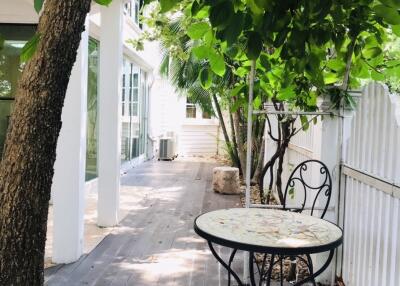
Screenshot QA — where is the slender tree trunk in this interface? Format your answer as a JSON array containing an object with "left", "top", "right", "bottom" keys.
[
  {"left": 234, "top": 109, "right": 246, "bottom": 177},
  {"left": 228, "top": 106, "right": 242, "bottom": 173},
  {"left": 252, "top": 136, "right": 264, "bottom": 184},
  {"left": 0, "top": 0, "right": 91, "bottom": 284},
  {"left": 212, "top": 93, "right": 240, "bottom": 167}
]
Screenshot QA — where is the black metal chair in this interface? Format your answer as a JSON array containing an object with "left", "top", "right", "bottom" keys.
[
  {"left": 253, "top": 159, "right": 333, "bottom": 286},
  {"left": 282, "top": 159, "right": 332, "bottom": 218}
]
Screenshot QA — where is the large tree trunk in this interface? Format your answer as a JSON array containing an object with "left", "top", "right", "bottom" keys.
[{"left": 0, "top": 0, "right": 91, "bottom": 284}]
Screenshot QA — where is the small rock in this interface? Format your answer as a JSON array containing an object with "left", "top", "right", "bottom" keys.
[{"left": 212, "top": 166, "right": 240, "bottom": 195}]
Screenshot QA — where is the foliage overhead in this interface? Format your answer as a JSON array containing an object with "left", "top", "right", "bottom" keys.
[{"left": 135, "top": 0, "right": 400, "bottom": 114}]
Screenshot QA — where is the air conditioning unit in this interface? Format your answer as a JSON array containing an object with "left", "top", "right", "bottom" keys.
[{"left": 159, "top": 139, "right": 175, "bottom": 160}]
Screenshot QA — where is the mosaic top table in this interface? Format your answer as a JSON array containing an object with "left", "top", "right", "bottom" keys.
[{"left": 194, "top": 208, "right": 343, "bottom": 286}]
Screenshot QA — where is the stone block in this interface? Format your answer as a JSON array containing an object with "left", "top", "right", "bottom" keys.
[{"left": 212, "top": 166, "right": 240, "bottom": 195}]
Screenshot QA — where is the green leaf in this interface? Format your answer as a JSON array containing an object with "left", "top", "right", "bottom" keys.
[
  {"left": 392, "top": 25, "right": 400, "bottom": 36},
  {"left": 159, "top": 0, "right": 179, "bottom": 13},
  {"left": 34, "top": 0, "right": 44, "bottom": 13},
  {"left": 94, "top": 0, "right": 113, "bottom": 6},
  {"left": 259, "top": 54, "right": 271, "bottom": 71},
  {"left": 246, "top": 0, "right": 264, "bottom": 15},
  {"left": 20, "top": 33, "right": 40, "bottom": 63},
  {"left": 191, "top": 1, "right": 202, "bottom": 16},
  {"left": 209, "top": 51, "right": 226, "bottom": 77},
  {"left": 363, "top": 47, "right": 382, "bottom": 59},
  {"left": 300, "top": 115, "right": 310, "bottom": 131},
  {"left": 246, "top": 31, "right": 263, "bottom": 60},
  {"left": 324, "top": 72, "right": 340, "bottom": 84},
  {"left": 253, "top": 96, "right": 261, "bottom": 109},
  {"left": 277, "top": 86, "right": 295, "bottom": 100},
  {"left": 234, "top": 67, "right": 248, "bottom": 78},
  {"left": 273, "top": 28, "right": 289, "bottom": 48},
  {"left": 374, "top": 4, "right": 400, "bottom": 25},
  {"left": 288, "top": 187, "right": 295, "bottom": 199},
  {"left": 371, "top": 70, "right": 385, "bottom": 81},
  {"left": 379, "top": 0, "right": 400, "bottom": 8},
  {"left": 187, "top": 22, "right": 210, "bottom": 40},
  {"left": 209, "top": 1, "right": 234, "bottom": 29},
  {"left": 199, "top": 67, "right": 212, "bottom": 89},
  {"left": 192, "top": 45, "right": 208, "bottom": 59},
  {"left": 222, "top": 12, "right": 244, "bottom": 45},
  {"left": 231, "top": 84, "right": 246, "bottom": 96}
]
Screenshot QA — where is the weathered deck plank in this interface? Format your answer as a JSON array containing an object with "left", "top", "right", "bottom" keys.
[{"left": 45, "top": 159, "right": 241, "bottom": 286}]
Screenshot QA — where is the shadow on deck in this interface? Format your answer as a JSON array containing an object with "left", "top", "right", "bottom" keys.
[{"left": 45, "top": 158, "right": 244, "bottom": 286}]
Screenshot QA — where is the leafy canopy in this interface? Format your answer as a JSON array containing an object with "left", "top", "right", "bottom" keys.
[{"left": 136, "top": 0, "right": 400, "bottom": 113}]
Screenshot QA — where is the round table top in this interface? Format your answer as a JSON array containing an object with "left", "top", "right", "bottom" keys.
[{"left": 194, "top": 208, "right": 343, "bottom": 255}]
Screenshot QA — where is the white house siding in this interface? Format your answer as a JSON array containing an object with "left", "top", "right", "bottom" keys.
[{"left": 179, "top": 124, "right": 220, "bottom": 156}]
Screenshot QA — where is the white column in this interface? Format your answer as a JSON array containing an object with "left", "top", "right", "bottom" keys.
[
  {"left": 52, "top": 18, "right": 89, "bottom": 263},
  {"left": 314, "top": 99, "right": 341, "bottom": 284},
  {"left": 97, "top": 0, "right": 123, "bottom": 227}
]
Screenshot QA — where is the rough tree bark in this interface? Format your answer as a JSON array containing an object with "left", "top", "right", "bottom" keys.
[{"left": 0, "top": 0, "right": 91, "bottom": 284}]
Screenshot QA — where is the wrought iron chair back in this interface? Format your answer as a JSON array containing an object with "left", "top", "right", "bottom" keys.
[{"left": 282, "top": 159, "right": 332, "bottom": 219}]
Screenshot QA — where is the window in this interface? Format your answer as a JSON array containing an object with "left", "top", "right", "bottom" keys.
[
  {"left": 124, "top": 0, "right": 141, "bottom": 27},
  {"left": 0, "top": 24, "right": 36, "bottom": 157},
  {"left": 121, "top": 59, "right": 147, "bottom": 163},
  {"left": 86, "top": 38, "right": 100, "bottom": 181},
  {"left": 131, "top": 69, "right": 139, "bottom": 116},
  {"left": 186, "top": 98, "right": 196, "bottom": 118},
  {"left": 139, "top": 70, "right": 148, "bottom": 155},
  {"left": 122, "top": 73, "right": 126, "bottom": 116}
]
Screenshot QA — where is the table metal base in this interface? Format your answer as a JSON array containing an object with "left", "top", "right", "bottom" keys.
[{"left": 208, "top": 242, "right": 334, "bottom": 286}]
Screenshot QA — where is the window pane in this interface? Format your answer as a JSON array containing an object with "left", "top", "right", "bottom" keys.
[
  {"left": 132, "top": 102, "right": 138, "bottom": 117},
  {"left": 121, "top": 60, "right": 141, "bottom": 162},
  {"left": 134, "top": 0, "right": 140, "bottom": 24},
  {"left": 139, "top": 70, "right": 147, "bottom": 155},
  {"left": 0, "top": 24, "right": 36, "bottom": 157},
  {"left": 186, "top": 97, "right": 196, "bottom": 118},
  {"left": 86, "top": 38, "right": 99, "bottom": 181},
  {"left": 133, "top": 73, "right": 138, "bottom": 87},
  {"left": 132, "top": 88, "right": 138, "bottom": 101},
  {"left": 186, "top": 106, "right": 196, "bottom": 118}
]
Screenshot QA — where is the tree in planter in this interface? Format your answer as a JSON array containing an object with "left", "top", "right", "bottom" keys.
[
  {"left": 0, "top": 0, "right": 111, "bottom": 284},
  {"left": 140, "top": 0, "right": 400, "bottom": 205}
]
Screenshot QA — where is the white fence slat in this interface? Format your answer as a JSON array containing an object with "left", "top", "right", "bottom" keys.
[
  {"left": 366, "top": 188, "right": 376, "bottom": 286},
  {"left": 389, "top": 199, "right": 399, "bottom": 285}
]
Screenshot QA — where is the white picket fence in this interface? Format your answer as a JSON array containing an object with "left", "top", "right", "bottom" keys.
[
  {"left": 264, "top": 82, "right": 400, "bottom": 285},
  {"left": 340, "top": 83, "right": 400, "bottom": 286}
]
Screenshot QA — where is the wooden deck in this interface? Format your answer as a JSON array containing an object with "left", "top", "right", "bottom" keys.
[{"left": 45, "top": 159, "right": 245, "bottom": 286}]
